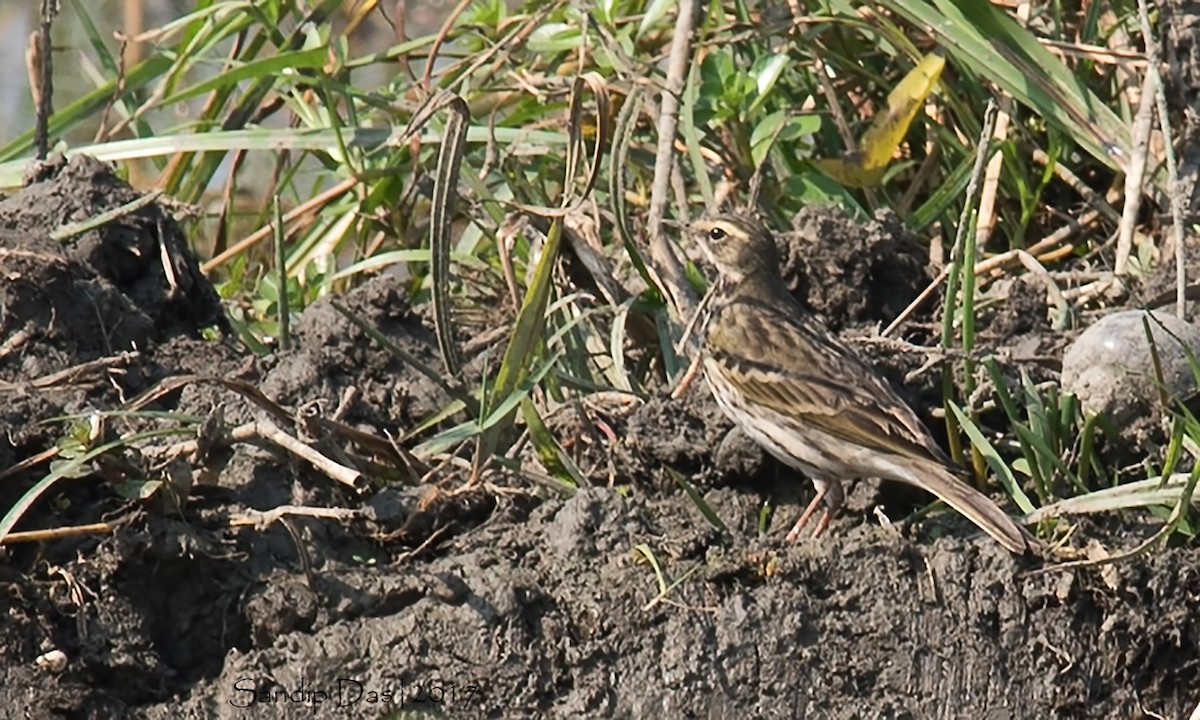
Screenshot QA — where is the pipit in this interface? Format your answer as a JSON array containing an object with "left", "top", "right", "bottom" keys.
[{"left": 690, "top": 213, "right": 1031, "bottom": 554}]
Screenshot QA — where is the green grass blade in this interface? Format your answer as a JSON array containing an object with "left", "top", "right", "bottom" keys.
[
  {"left": 981, "top": 358, "right": 1045, "bottom": 492},
  {"left": 520, "top": 397, "right": 589, "bottom": 488},
  {"left": 66, "top": 0, "right": 120, "bottom": 78},
  {"left": 948, "top": 401, "right": 1036, "bottom": 515},
  {"left": 160, "top": 48, "right": 330, "bottom": 107},
  {"left": 480, "top": 351, "right": 563, "bottom": 430},
  {"left": 667, "top": 467, "right": 729, "bottom": 533},
  {"left": 473, "top": 219, "right": 563, "bottom": 469},
  {"left": 681, "top": 54, "right": 715, "bottom": 208},
  {"left": 0, "top": 126, "right": 570, "bottom": 188}
]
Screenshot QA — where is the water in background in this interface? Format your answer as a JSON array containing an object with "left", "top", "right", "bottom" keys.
[
  {"left": 0, "top": 2, "right": 34, "bottom": 142},
  {"left": 0, "top": 0, "right": 455, "bottom": 147}
]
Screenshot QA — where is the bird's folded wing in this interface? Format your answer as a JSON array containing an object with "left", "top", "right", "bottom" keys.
[{"left": 707, "top": 299, "right": 949, "bottom": 465}]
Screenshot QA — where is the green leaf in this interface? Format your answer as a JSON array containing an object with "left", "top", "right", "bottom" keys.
[
  {"left": 0, "top": 429, "right": 185, "bottom": 544},
  {"left": 750, "top": 113, "right": 820, "bottom": 167},
  {"left": 948, "top": 401, "right": 1036, "bottom": 515},
  {"left": 637, "top": 0, "right": 675, "bottom": 40},
  {"left": 782, "top": 173, "right": 866, "bottom": 216},
  {"left": 747, "top": 54, "right": 790, "bottom": 114},
  {"left": 528, "top": 23, "right": 582, "bottom": 52},
  {"left": 114, "top": 480, "right": 163, "bottom": 500},
  {"left": 0, "top": 125, "right": 570, "bottom": 189},
  {"left": 780, "top": 114, "right": 822, "bottom": 141},
  {"left": 471, "top": 218, "right": 563, "bottom": 470},
  {"left": 750, "top": 111, "right": 787, "bottom": 167}
]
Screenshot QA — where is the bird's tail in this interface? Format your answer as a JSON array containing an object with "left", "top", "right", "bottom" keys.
[{"left": 899, "top": 459, "right": 1035, "bottom": 555}]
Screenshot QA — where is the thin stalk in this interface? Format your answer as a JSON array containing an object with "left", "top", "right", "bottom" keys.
[
  {"left": 273, "top": 193, "right": 290, "bottom": 351},
  {"left": 941, "top": 100, "right": 998, "bottom": 480}
]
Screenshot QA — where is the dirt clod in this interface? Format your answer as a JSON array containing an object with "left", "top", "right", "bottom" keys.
[{"left": 780, "top": 206, "right": 929, "bottom": 330}]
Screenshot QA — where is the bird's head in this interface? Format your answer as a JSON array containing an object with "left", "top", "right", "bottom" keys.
[{"left": 692, "top": 214, "right": 782, "bottom": 284}]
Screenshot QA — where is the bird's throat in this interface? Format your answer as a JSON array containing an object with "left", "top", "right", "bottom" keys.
[{"left": 726, "top": 270, "right": 789, "bottom": 304}]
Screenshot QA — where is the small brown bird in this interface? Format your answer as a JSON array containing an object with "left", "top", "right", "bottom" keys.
[{"left": 692, "top": 213, "right": 1031, "bottom": 554}]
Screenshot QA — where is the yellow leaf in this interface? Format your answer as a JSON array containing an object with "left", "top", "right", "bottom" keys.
[{"left": 818, "top": 51, "right": 946, "bottom": 188}]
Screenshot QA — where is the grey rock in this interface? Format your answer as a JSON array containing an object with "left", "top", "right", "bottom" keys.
[{"left": 1061, "top": 309, "right": 1200, "bottom": 424}]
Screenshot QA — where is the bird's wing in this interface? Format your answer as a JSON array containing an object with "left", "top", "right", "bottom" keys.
[{"left": 705, "top": 295, "right": 952, "bottom": 466}]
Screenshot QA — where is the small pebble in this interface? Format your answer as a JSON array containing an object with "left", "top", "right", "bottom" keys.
[{"left": 35, "top": 649, "right": 67, "bottom": 673}]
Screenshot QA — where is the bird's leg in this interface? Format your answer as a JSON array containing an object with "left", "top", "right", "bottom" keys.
[
  {"left": 809, "top": 479, "right": 845, "bottom": 539},
  {"left": 786, "top": 478, "right": 845, "bottom": 542},
  {"left": 786, "top": 490, "right": 825, "bottom": 542}
]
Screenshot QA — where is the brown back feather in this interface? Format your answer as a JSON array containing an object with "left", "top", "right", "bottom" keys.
[{"left": 706, "top": 290, "right": 954, "bottom": 468}]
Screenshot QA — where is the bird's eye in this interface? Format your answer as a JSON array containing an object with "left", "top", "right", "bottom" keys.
[{"left": 708, "top": 227, "right": 727, "bottom": 242}]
